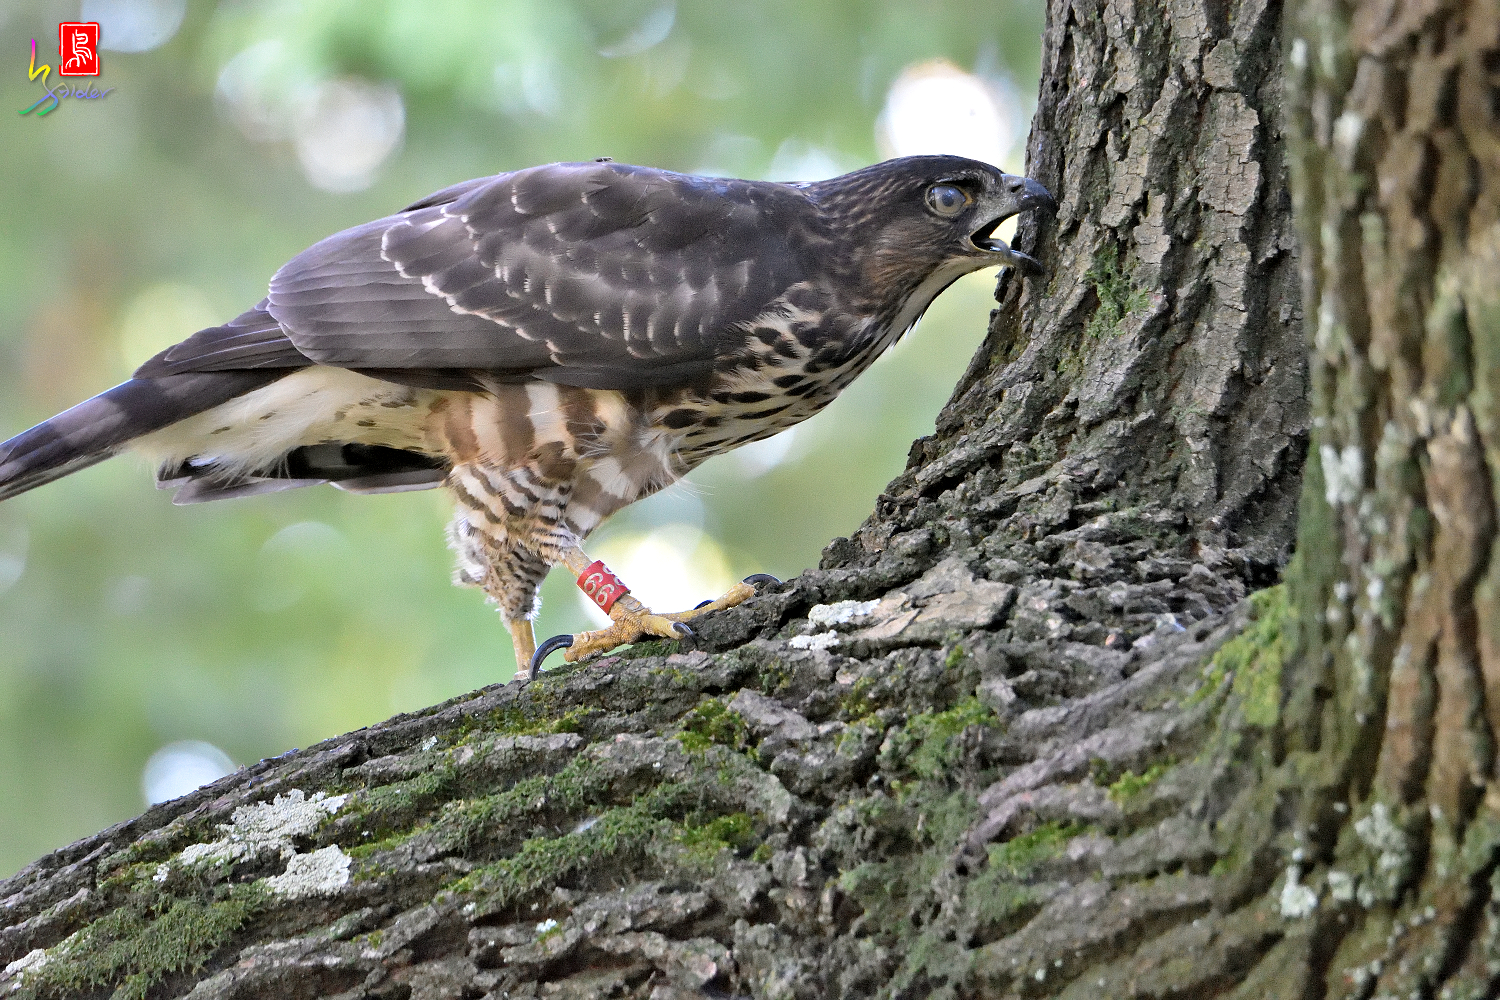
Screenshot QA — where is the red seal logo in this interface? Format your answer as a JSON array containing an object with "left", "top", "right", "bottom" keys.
[
  {"left": 576, "top": 560, "right": 629, "bottom": 613},
  {"left": 58, "top": 22, "right": 99, "bottom": 77}
]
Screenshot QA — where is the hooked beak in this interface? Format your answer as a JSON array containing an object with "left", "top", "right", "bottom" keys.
[{"left": 969, "top": 175, "right": 1056, "bottom": 276}]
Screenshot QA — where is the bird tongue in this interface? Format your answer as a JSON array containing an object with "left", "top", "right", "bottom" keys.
[
  {"left": 971, "top": 216, "right": 1042, "bottom": 274},
  {"left": 971, "top": 216, "right": 1014, "bottom": 252}
]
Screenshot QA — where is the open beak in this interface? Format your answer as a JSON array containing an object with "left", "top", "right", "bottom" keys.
[{"left": 970, "top": 175, "right": 1056, "bottom": 275}]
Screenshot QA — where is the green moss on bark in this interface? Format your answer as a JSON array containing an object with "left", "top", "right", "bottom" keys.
[
  {"left": 22, "top": 883, "right": 266, "bottom": 1000},
  {"left": 675, "top": 698, "right": 751, "bottom": 753},
  {"left": 880, "top": 697, "right": 995, "bottom": 780},
  {"left": 1192, "top": 584, "right": 1291, "bottom": 727}
]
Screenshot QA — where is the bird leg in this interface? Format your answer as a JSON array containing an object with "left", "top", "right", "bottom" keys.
[
  {"left": 505, "top": 615, "right": 538, "bottom": 681},
  {"left": 525, "top": 547, "right": 774, "bottom": 676}
]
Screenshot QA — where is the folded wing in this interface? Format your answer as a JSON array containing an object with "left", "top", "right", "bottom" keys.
[{"left": 146, "top": 161, "right": 813, "bottom": 392}]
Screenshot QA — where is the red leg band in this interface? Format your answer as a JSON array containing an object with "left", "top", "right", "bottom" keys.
[{"left": 577, "top": 560, "right": 629, "bottom": 613}]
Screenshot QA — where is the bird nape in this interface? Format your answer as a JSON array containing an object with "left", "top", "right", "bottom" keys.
[{"left": 0, "top": 155, "right": 1055, "bottom": 681}]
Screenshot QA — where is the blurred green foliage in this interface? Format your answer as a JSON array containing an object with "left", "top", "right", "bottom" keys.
[{"left": 0, "top": 0, "right": 1042, "bottom": 877}]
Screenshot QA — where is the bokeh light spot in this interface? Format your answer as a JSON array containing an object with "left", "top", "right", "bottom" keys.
[
  {"left": 295, "top": 79, "right": 406, "bottom": 193},
  {"left": 84, "top": 0, "right": 186, "bottom": 53},
  {"left": 491, "top": 58, "right": 564, "bottom": 119},
  {"left": 218, "top": 50, "right": 407, "bottom": 191},
  {"left": 878, "top": 59, "right": 1022, "bottom": 168},
  {"left": 216, "top": 40, "right": 305, "bottom": 144},
  {"left": 694, "top": 133, "right": 761, "bottom": 177},
  {"left": 584, "top": 525, "right": 733, "bottom": 621},
  {"left": 731, "top": 428, "right": 799, "bottom": 478},
  {"left": 766, "top": 140, "right": 844, "bottom": 182},
  {"left": 141, "top": 740, "right": 236, "bottom": 805},
  {"left": 117, "top": 283, "right": 220, "bottom": 371},
  {"left": 0, "top": 524, "right": 27, "bottom": 598},
  {"left": 106, "top": 575, "right": 151, "bottom": 616},
  {"left": 255, "top": 521, "right": 350, "bottom": 612},
  {"left": 597, "top": 2, "right": 676, "bottom": 58}
]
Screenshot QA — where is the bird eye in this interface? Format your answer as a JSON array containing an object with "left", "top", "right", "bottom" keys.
[{"left": 924, "top": 183, "right": 970, "bottom": 217}]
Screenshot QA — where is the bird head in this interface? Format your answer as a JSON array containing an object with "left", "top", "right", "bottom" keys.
[{"left": 805, "top": 155, "right": 1056, "bottom": 296}]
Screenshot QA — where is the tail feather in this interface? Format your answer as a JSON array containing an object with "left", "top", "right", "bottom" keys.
[
  {"left": 0, "top": 372, "right": 285, "bottom": 503},
  {"left": 161, "top": 442, "right": 448, "bottom": 504}
]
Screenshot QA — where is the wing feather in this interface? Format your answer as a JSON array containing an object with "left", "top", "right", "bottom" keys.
[
  {"left": 133, "top": 302, "right": 309, "bottom": 376},
  {"left": 262, "top": 160, "right": 814, "bottom": 390},
  {"left": 130, "top": 161, "right": 817, "bottom": 394}
]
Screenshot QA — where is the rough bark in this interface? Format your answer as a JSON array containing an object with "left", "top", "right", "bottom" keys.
[
  {"left": 0, "top": 0, "right": 1363, "bottom": 994},
  {"left": 1269, "top": 0, "right": 1500, "bottom": 995}
]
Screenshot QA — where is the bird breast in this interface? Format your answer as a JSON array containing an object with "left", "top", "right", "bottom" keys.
[{"left": 437, "top": 382, "right": 681, "bottom": 542}]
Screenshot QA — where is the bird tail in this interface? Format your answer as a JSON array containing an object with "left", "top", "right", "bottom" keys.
[{"left": 0, "top": 371, "right": 285, "bottom": 503}]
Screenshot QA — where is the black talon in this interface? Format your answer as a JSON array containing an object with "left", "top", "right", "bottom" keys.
[
  {"left": 529, "top": 634, "right": 574, "bottom": 676},
  {"left": 672, "top": 621, "right": 696, "bottom": 639},
  {"left": 743, "top": 573, "right": 781, "bottom": 587},
  {"left": 694, "top": 599, "right": 714, "bottom": 609}
]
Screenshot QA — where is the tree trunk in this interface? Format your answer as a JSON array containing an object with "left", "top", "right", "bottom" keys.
[
  {"left": 12, "top": 0, "right": 1491, "bottom": 994},
  {"left": 1269, "top": 0, "right": 1500, "bottom": 995}
]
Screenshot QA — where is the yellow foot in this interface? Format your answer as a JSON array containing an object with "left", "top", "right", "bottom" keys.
[{"left": 528, "top": 574, "right": 779, "bottom": 675}]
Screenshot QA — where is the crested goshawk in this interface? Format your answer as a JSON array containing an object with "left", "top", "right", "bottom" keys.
[{"left": 0, "top": 155, "right": 1053, "bottom": 679}]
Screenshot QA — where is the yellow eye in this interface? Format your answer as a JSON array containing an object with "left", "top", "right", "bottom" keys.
[{"left": 925, "top": 183, "right": 970, "bottom": 217}]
